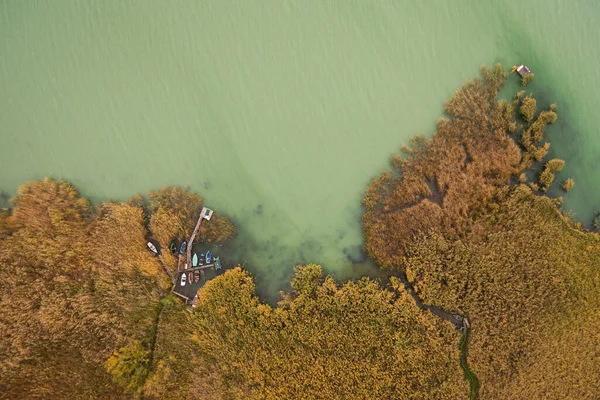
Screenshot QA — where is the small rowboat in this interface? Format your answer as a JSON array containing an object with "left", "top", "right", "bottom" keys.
[
  {"left": 147, "top": 242, "right": 158, "bottom": 254},
  {"left": 180, "top": 273, "right": 186, "bottom": 286},
  {"left": 194, "top": 270, "right": 200, "bottom": 282},
  {"left": 188, "top": 271, "right": 194, "bottom": 283},
  {"left": 206, "top": 250, "right": 211, "bottom": 264},
  {"left": 170, "top": 242, "right": 177, "bottom": 254},
  {"left": 179, "top": 241, "right": 187, "bottom": 254},
  {"left": 192, "top": 253, "right": 198, "bottom": 267}
]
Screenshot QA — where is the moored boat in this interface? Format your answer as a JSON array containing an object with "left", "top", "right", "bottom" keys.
[
  {"left": 214, "top": 256, "right": 221, "bottom": 268},
  {"left": 200, "top": 253, "right": 205, "bottom": 265},
  {"left": 192, "top": 253, "right": 198, "bottom": 267},
  {"left": 170, "top": 242, "right": 177, "bottom": 254},
  {"left": 194, "top": 270, "right": 200, "bottom": 282},
  {"left": 180, "top": 273, "right": 186, "bottom": 286},
  {"left": 188, "top": 271, "right": 193, "bottom": 283},
  {"left": 179, "top": 241, "right": 187, "bottom": 254},
  {"left": 206, "top": 250, "right": 211, "bottom": 264},
  {"left": 147, "top": 242, "right": 158, "bottom": 254}
]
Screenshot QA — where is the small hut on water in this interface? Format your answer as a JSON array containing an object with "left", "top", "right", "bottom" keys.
[{"left": 516, "top": 64, "right": 531, "bottom": 77}]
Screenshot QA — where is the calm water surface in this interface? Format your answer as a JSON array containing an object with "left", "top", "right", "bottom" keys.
[{"left": 2, "top": 1, "right": 599, "bottom": 297}]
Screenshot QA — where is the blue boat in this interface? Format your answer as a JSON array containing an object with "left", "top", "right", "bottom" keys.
[
  {"left": 200, "top": 253, "right": 205, "bottom": 265},
  {"left": 179, "top": 241, "right": 187, "bottom": 254},
  {"left": 192, "top": 253, "right": 198, "bottom": 267},
  {"left": 206, "top": 251, "right": 212, "bottom": 264}
]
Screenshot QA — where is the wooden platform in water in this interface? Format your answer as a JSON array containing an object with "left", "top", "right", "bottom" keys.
[
  {"left": 183, "top": 263, "right": 216, "bottom": 271},
  {"left": 170, "top": 207, "right": 219, "bottom": 304}
]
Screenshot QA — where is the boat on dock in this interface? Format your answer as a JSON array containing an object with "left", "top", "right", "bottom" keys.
[
  {"left": 180, "top": 273, "right": 186, "bottom": 286},
  {"left": 192, "top": 253, "right": 198, "bottom": 267},
  {"left": 179, "top": 241, "right": 187, "bottom": 254},
  {"left": 147, "top": 242, "right": 158, "bottom": 254},
  {"left": 214, "top": 256, "right": 221, "bottom": 269},
  {"left": 188, "top": 271, "right": 193, "bottom": 283},
  {"left": 194, "top": 270, "right": 200, "bottom": 282},
  {"left": 170, "top": 242, "right": 177, "bottom": 254},
  {"left": 200, "top": 253, "right": 205, "bottom": 265},
  {"left": 206, "top": 251, "right": 211, "bottom": 264}
]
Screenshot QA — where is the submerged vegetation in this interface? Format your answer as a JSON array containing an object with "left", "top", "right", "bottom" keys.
[{"left": 1, "top": 64, "right": 598, "bottom": 399}]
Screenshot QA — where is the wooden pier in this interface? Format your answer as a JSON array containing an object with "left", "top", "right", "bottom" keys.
[
  {"left": 170, "top": 286, "right": 189, "bottom": 302},
  {"left": 185, "top": 206, "right": 213, "bottom": 268},
  {"left": 170, "top": 207, "right": 220, "bottom": 304}
]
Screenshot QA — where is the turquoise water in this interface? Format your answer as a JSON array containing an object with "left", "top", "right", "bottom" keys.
[{"left": 1, "top": 1, "right": 599, "bottom": 296}]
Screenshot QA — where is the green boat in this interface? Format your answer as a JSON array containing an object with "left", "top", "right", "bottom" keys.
[{"left": 192, "top": 253, "right": 198, "bottom": 267}]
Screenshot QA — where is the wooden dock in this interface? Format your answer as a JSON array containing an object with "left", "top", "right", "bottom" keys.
[
  {"left": 170, "top": 286, "right": 189, "bottom": 301},
  {"left": 185, "top": 206, "right": 213, "bottom": 268},
  {"left": 170, "top": 207, "right": 220, "bottom": 305}
]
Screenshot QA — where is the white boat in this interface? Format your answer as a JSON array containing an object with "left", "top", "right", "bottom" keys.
[
  {"left": 180, "top": 273, "right": 187, "bottom": 286},
  {"left": 147, "top": 242, "right": 158, "bottom": 254}
]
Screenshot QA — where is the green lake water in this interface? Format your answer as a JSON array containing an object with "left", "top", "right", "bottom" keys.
[{"left": 2, "top": 1, "right": 600, "bottom": 297}]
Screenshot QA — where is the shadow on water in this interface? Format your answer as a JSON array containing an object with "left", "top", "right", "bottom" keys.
[
  {"left": 218, "top": 223, "right": 314, "bottom": 304},
  {"left": 0, "top": 191, "right": 10, "bottom": 208},
  {"left": 214, "top": 203, "right": 395, "bottom": 305}
]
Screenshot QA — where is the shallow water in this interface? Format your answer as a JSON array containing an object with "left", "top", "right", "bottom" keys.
[{"left": 2, "top": 1, "right": 599, "bottom": 298}]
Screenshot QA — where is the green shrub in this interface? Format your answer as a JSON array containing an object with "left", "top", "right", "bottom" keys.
[
  {"left": 519, "top": 173, "right": 527, "bottom": 183},
  {"left": 532, "top": 143, "right": 550, "bottom": 161},
  {"left": 546, "top": 158, "right": 565, "bottom": 173},
  {"left": 519, "top": 96, "right": 537, "bottom": 122},
  {"left": 539, "top": 159, "right": 564, "bottom": 191},
  {"left": 521, "top": 111, "right": 558, "bottom": 152},
  {"left": 593, "top": 213, "right": 600, "bottom": 231},
  {"left": 105, "top": 340, "right": 150, "bottom": 392},
  {"left": 521, "top": 73, "right": 535, "bottom": 86},
  {"left": 539, "top": 170, "right": 555, "bottom": 191},
  {"left": 541, "top": 110, "right": 558, "bottom": 124},
  {"left": 562, "top": 179, "right": 574, "bottom": 192}
]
